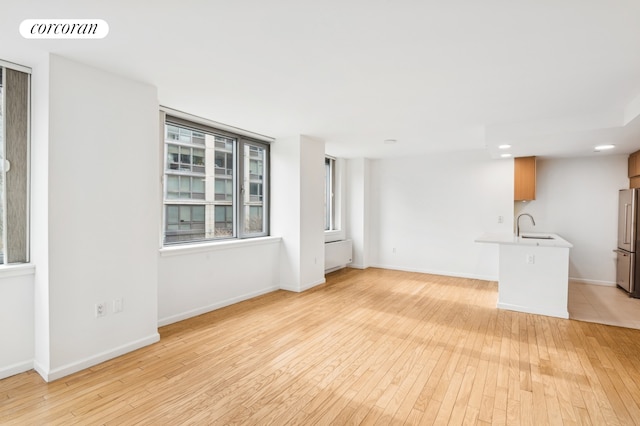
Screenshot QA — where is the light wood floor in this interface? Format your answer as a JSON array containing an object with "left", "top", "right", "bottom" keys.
[{"left": 3, "top": 268, "right": 640, "bottom": 425}]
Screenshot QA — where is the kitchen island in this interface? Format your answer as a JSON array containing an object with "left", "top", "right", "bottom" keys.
[{"left": 476, "top": 232, "right": 573, "bottom": 319}]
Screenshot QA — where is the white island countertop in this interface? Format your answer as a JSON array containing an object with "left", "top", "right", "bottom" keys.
[{"left": 475, "top": 232, "right": 573, "bottom": 248}]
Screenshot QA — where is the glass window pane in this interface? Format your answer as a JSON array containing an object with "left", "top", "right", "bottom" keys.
[
  {"left": 215, "top": 179, "right": 224, "bottom": 193},
  {"left": 192, "top": 131, "right": 205, "bottom": 144},
  {"left": 0, "top": 70, "right": 4, "bottom": 261},
  {"left": 193, "top": 149, "right": 204, "bottom": 166},
  {"left": 192, "top": 177, "right": 204, "bottom": 193},
  {"left": 245, "top": 205, "right": 263, "bottom": 234},
  {"left": 215, "top": 205, "right": 225, "bottom": 221},
  {"left": 180, "top": 147, "right": 191, "bottom": 166},
  {"left": 179, "top": 176, "right": 190, "bottom": 192},
  {"left": 167, "top": 145, "right": 179, "bottom": 169},
  {"left": 215, "top": 151, "right": 225, "bottom": 169},
  {"left": 226, "top": 180, "right": 233, "bottom": 197},
  {"left": 167, "top": 206, "right": 179, "bottom": 224},
  {"left": 226, "top": 153, "right": 233, "bottom": 172},
  {"left": 179, "top": 128, "right": 191, "bottom": 142},
  {"left": 180, "top": 205, "right": 191, "bottom": 222},
  {"left": 167, "top": 175, "right": 178, "bottom": 192},
  {"left": 167, "top": 125, "right": 179, "bottom": 141},
  {"left": 163, "top": 120, "right": 268, "bottom": 244},
  {"left": 192, "top": 206, "right": 205, "bottom": 222}
]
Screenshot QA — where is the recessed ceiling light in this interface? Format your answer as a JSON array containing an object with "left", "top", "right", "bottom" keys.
[
  {"left": 498, "top": 144, "right": 511, "bottom": 149},
  {"left": 594, "top": 144, "right": 615, "bottom": 151},
  {"left": 501, "top": 153, "right": 512, "bottom": 158},
  {"left": 383, "top": 139, "right": 397, "bottom": 145}
]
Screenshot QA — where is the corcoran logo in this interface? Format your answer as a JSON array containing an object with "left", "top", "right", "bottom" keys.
[{"left": 19, "top": 19, "right": 109, "bottom": 39}]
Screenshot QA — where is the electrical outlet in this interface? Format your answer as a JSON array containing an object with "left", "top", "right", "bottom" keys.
[
  {"left": 95, "top": 302, "right": 107, "bottom": 318},
  {"left": 498, "top": 215, "right": 504, "bottom": 224},
  {"left": 113, "top": 298, "right": 124, "bottom": 313},
  {"left": 526, "top": 254, "right": 535, "bottom": 264}
]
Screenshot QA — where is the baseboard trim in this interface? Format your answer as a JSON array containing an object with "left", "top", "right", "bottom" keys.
[
  {"left": 347, "top": 263, "right": 368, "bottom": 270},
  {"left": 280, "top": 278, "right": 327, "bottom": 293},
  {"left": 158, "top": 286, "right": 280, "bottom": 327},
  {"left": 569, "top": 278, "right": 616, "bottom": 287},
  {"left": 370, "top": 263, "right": 498, "bottom": 282},
  {"left": 39, "top": 333, "right": 160, "bottom": 382},
  {"left": 324, "top": 265, "right": 346, "bottom": 274},
  {"left": 0, "top": 359, "right": 33, "bottom": 380},
  {"left": 497, "top": 302, "right": 569, "bottom": 319},
  {"left": 300, "top": 278, "right": 326, "bottom": 292}
]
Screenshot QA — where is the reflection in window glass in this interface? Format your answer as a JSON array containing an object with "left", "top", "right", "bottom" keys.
[
  {"left": 163, "top": 120, "right": 269, "bottom": 244},
  {"left": 243, "top": 142, "right": 266, "bottom": 235},
  {"left": 325, "top": 157, "right": 335, "bottom": 231},
  {"left": 0, "top": 65, "right": 29, "bottom": 263},
  {"left": 0, "top": 68, "right": 3, "bottom": 262}
]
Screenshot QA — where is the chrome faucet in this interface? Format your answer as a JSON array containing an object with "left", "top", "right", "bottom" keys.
[{"left": 516, "top": 213, "right": 535, "bottom": 237}]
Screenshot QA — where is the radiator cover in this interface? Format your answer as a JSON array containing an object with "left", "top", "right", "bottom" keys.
[{"left": 325, "top": 240, "right": 353, "bottom": 270}]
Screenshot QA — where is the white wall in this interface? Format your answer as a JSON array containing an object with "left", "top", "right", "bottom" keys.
[
  {"left": 0, "top": 267, "right": 35, "bottom": 379},
  {"left": 39, "top": 55, "right": 160, "bottom": 381},
  {"left": 515, "top": 155, "right": 628, "bottom": 285},
  {"left": 369, "top": 150, "right": 514, "bottom": 280},
  {"left": 299, "top": 136, "right": 326, "bottom": 287},
  {"left": 158, "top": 239, "right": 281, "bottom": 326},
  {"left": 347, "top": 158, "right": 371, "bottom": 268},
  {"left": 271, "top": 135, "right": 326, "bottom": 292}
]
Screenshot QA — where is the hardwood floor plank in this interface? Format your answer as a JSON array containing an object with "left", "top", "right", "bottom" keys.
[{"left": 2, "top": 268, "right": 640, "bottom": 425}]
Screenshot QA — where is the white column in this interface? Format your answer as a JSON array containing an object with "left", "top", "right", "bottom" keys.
[
  {"left": 347, "top": 158, "right": 371, "bottom": 269},
  {"left": 271, "top": 135, "right": 326, "bottom": 292}
]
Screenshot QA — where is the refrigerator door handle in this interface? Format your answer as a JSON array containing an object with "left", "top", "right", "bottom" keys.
[{"left": 624, "top": 203, "right": 631, "bottom": 245}]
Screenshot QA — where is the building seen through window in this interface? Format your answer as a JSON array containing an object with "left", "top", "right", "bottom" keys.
[{"left": 163, "top": 117, "right": 269, "bottom": 244}]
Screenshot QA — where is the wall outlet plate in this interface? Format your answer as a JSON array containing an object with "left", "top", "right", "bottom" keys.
[
  {"left": 95, "top": 302, "right": 107, "bottom": 318},
  {"left": 113, "top": 298, "right": 124, "bottom": 313}
]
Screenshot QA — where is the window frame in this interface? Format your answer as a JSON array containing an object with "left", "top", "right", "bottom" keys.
[
  {"left": 0, "top": 60, "right": 31, "bottom": 265},
  {"left": 325, "top": 156, "right": 336, "bottom": 231},
  {"left": 161, "top": 109, "right": 270, "bottom": 246}
]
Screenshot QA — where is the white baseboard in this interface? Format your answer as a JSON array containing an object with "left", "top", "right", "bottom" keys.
[
  {"left": 280, "top": 278, "right": 326, "bottom": 293},
  {"left": 497, "top": 302, "right": 569, "bottom": 319},
  {"left": 370, "top": 263, "right": 498, "bottom": 282},
  {"left": 569, "top": 278, "right": 616, "bottom": 287},
  {"left": 0, "top": 359, "right": 33, "bottom": 380},
  {"left": 347, "top": 263, "right": 368, "bottom": 270},
  {"left": 37, "top": 333, "right": 160, "bottom": 382},
  {"left": 158, "top": 286, "right": 280, "bottom": 327}
]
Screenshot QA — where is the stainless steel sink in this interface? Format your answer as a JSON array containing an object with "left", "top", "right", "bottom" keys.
[{"left": 520, "top": 235, "right": 554, "bottom": 240}]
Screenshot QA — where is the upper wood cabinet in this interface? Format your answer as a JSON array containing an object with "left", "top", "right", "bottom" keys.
[
  {"left": 514, "top": 156, "right": 536, "bottom": 201},
  {"left": 629, "top": 150, "right": 640, "bottom": 188}
]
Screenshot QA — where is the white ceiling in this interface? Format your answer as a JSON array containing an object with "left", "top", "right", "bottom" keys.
[{"left": 6, "top": 0, "right": 640, "bottom": 159}]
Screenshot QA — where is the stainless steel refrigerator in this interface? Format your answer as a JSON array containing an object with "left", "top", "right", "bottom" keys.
[{"left": 615, "top": 188, "right": 640, "bottom": 297}]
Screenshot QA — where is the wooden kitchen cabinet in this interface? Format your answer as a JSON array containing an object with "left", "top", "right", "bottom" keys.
[
  {"left": 629, "top": 150, "right": 640, "bottom": 188},
  {"left": 514, "top": 156, "right": 536, "bottom": 201}
]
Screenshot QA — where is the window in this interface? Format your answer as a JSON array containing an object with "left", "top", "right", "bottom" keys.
[
  {"left": 325, "top": 157, "right": 335, "bottom": 231},
  {"left": 162, "top": 114, "right": 269, "bottom": 245},
  {"left": 0, "top": 63, "right": 30, "bottom": 264}
]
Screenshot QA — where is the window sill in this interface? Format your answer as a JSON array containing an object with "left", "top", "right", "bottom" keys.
[
  {"left": 0, "top": 263, "right": 36, "bottom": 279},
  {"left": 159, "top": 236, "right": 282, "bottom": 257}
]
